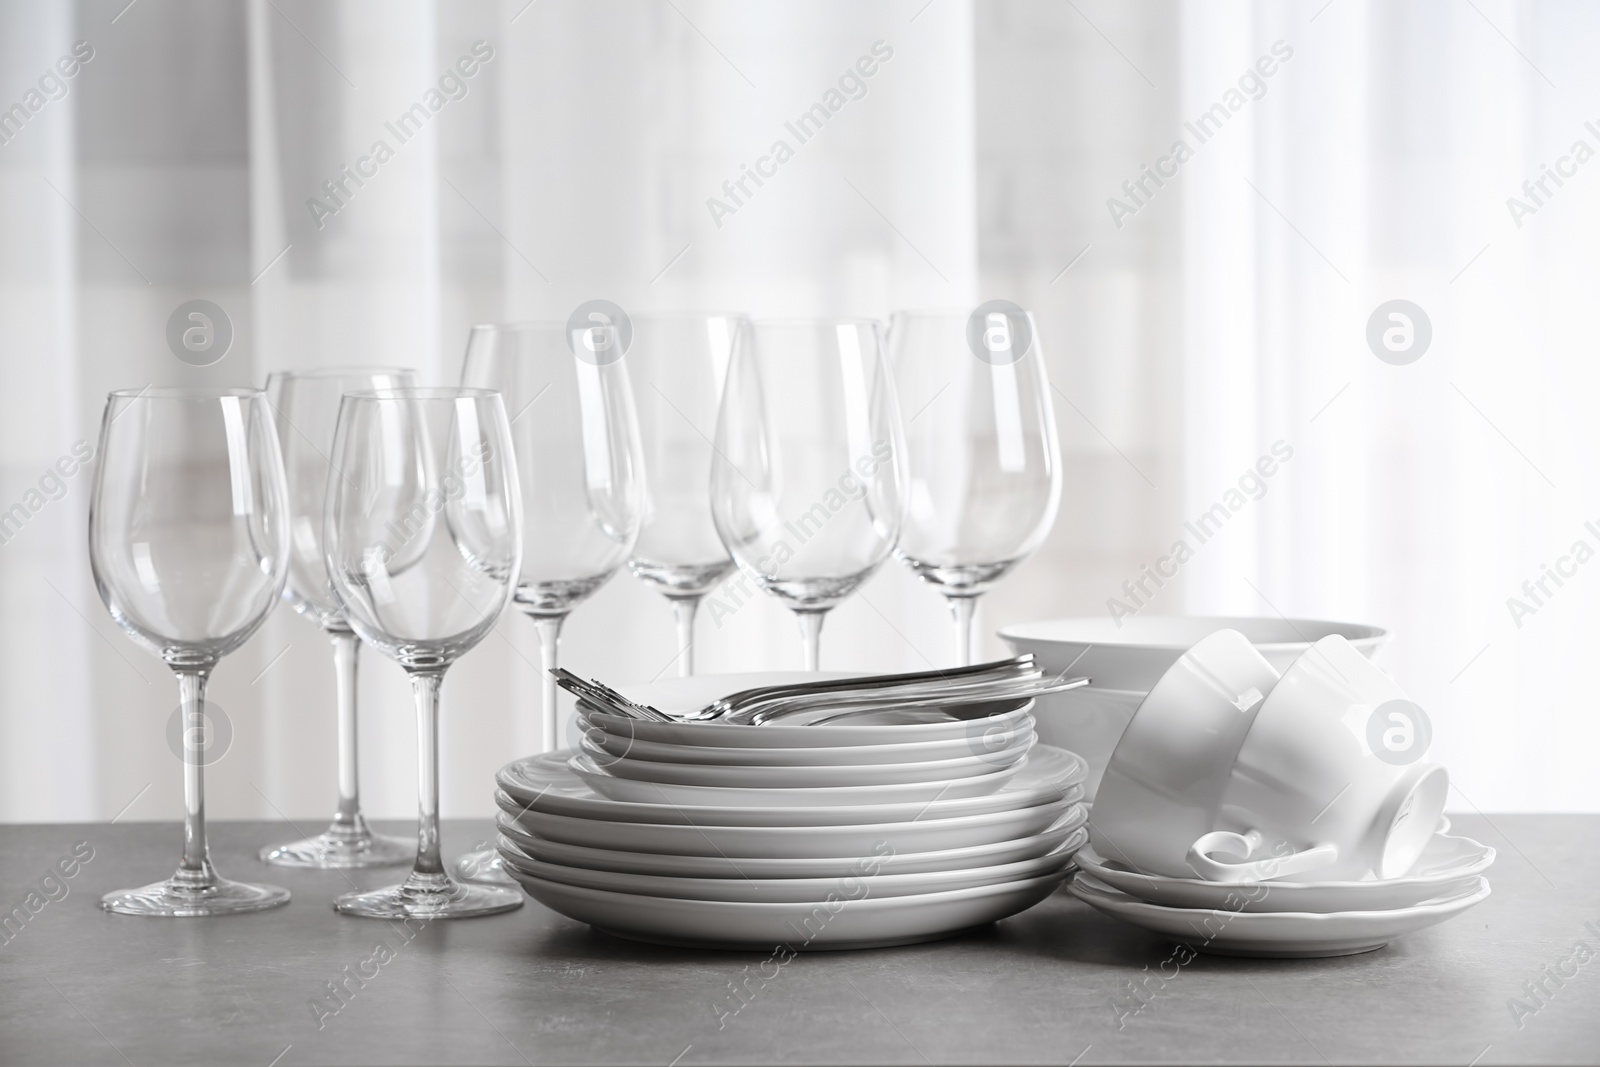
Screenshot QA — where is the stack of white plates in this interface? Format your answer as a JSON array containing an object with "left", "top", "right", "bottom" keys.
[
  {"left": 1067, "top": 826, "right": 1494, "bottom": 957},
  {"left": 494, "top": 673, "right": 1089, "bottom": 950}
]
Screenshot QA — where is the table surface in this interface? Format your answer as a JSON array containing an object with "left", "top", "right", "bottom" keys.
[{"left": 0, "top": 815, "right": 1595, "bottom": 1066}]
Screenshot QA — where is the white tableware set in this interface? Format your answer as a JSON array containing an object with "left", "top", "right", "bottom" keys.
[
  {"left": 493, "top": 672, "right": 1090, "bottom": 949},
  {"left": 1067, "top": 629, "right": 1493, "bottom": 957}
]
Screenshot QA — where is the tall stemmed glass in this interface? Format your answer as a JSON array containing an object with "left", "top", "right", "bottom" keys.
[
  {"left": 455, "top": 322, "right": 643, "bottom": 885},
  {"left": 626, "top": 314, "right": 738, "bottom": 675},
  {"left": 89, "top": 387, "right": 292, "bottom": 916},
  {"left": 324, "top": 387, "right": 524, "bottom": 919},
  {"left": 887, "top": 308, "right": 1061, "bottom": 664},
  {"left": 259, "top": 368, "right": 416, "bottom": 869},
  {"left": 711, "top": 319, "right": 906, "bottom": 670}
]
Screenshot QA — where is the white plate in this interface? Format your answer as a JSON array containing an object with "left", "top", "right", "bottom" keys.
[
  {"left": 586, "top": 672, "right": 1036, "bottom": 748},
  {"left": 510, "top": 869, "right": 1070, "bottom": 950},
  {"left": 570, "top": 752, "right": 1027, "bottom": 806},
  {"left": 1066, "top": 874, "right": 1491, "bottom": 958},
  {"left": 496, "top": 791, "right": 1080, "bottom": 858},
  {"left": 1075, "top": 832, "right": 1494, "bottom": 913},
  {"left": 497, "top": 746, "right": 1085, "bottom": 827},
  {"left": 498, "top": 832, "right": 1085, "bottom": 903},
  {"left": 578, "top": 714, "right": 1036, "bottom": 766},
  {"left": 578, "top": 733, "right": 1032, "bottom": 787},
  {"left": 494, "top": 806, "right": 1089, "bottom": 879},
  {"left": 1001, "top": 616, "right": 1387, "bottom": 691}
]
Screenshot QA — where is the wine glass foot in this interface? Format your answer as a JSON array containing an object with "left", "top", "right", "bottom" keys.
[
  {"left": 453, "top": 847, "right": 517, "bottom": 886},
  {"left": 102, "top": 876, "right": 290, "bottom": 917},
  {"left": 333, "top": 875, "right": 522, "bottom": 920},
  {"left": 259, "top": 828, "right": 413, "bottom": 869}
]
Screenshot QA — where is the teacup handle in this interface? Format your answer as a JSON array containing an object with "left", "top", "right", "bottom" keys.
[{"left": 1185, "top": 830, "right": 1339, "bottom": 883}]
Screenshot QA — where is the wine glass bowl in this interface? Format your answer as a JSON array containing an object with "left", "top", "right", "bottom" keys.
[
  {"left": 888, "top": 308, "right": 1062, "bottom": 663},
  {"left": 710, "top": 318, "right": 907, "bottom": 669},
  {"left": 324, "top": 387, "right": 524, "bottom": 919},
  {"left": 626, "top": 313, "right": 740, "bottom": 674},
  {"left": 259, "top": 367, "right": 417, "bottom": 869},
  {"left": 89, "top": 386, "right": 292, "bottom": 916}
]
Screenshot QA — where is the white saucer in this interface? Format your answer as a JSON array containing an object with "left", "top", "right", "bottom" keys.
[
  {"left": 1075, "top": 832, "right": 1494, "bottom": 913},
  {"left": 496, "top": 746, "right": 1085, "bottom": 828},
  {"left": 495, "top": 805, "right": 1089, "bottom": 879},
  {"left": 1066, "top": 873, "right": 1491, "bottom": 957},
  {"left": 498, "top": 831, "right": 1086, "bottom": 903},
  {"left": 569, "top": 752, "right": 1026, "bottom": 806},
  {"left": 577, "top": 733, "right": 1032, "bottom": 788},
  {"left": 510, "top": 868, "right": 1071, "bottom": 950},
  {"left": 495, "top": 789, "right": 1080, "bottom": 858},
  {"left": 578, "top": 713, "right": 1035, "bottom": 766}
]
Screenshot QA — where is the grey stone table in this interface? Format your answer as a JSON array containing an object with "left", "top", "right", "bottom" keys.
[{"left": 0, "top": 816, "right": 1595, "bottom": 1066}]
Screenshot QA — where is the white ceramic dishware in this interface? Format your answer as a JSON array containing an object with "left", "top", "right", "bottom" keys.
[
  {"left": 496, "top": 792, "right": 1079, "bottom": 858},
  {"left": 495, "top": 806, "right": 1088, "bottom": 879},
  {"left": 509, "top": 870, "right": 1069, "bottom": 950},
  {"left": 497, "top": 747, "right": 1084, "bottom": 827},
  {"left": 1190, "top": 635, "right": 1448, "bottom": 883},
  {"left": 1074, "top": 831, "right": 1494, "bottom": 913},
  {"left": 1067, "top": 874, "right": 1490, "bottom": 958},
  {"left": 1000, "top": 616, "right": 1387, "bottom": 798},
  {"left": 569, "top": 753, "right": 1025, "bottom": 806},
  {"left": 1089, "top": 630, "right": 1280, "bottom": 879},
  {"left": 576, "top": 713, "right": 1035, "bottom": 766},
  {"left": 497, "top": 836, "right": 1082, "bottom": 903},
  {"left": 578, "top": 735, "right": 1033, "bottom": 788},
  {"left": 1000, "top": 615, "right": 1388, "bottom": 691}
]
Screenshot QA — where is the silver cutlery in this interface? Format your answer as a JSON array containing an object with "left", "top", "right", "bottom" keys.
[{"left": 552, "top": 656, "right": 1089, "bottom": 726}]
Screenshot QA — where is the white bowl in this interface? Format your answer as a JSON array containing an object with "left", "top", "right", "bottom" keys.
[
  {"left": 1000, "top": 615, "right": 1387, "bottom": 690},
  {"left": 999, "top": 616, "right": 1387, "bottom": 801}
]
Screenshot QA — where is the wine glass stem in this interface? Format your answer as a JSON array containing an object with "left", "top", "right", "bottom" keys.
[
  {"left": 796, "top": 610, "right": 826, "bottom": 671},
  {"left": 409, "top": 671, "right": 445, "bottom": 878},
  {"left": 670, "top": 596, "right": 701, "bottom": 677},
  {"left": 947, "top": 594, "right": 980, "bottom": 666},
  {"left": 177, "top": 668, "right": 212, "bottom": 876},
  {"left": 330, "top": 629, "right": 361, "bottom": 828},
  {"left": 534, "top": 615, "right": 565, "bottom": 753}
]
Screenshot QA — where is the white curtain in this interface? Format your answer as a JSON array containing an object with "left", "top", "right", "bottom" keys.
[{"left": 0, "top": 0, "right": 1592, "bottom": 822}]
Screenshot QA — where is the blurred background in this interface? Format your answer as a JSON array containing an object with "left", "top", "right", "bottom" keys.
[{"left": 2, "top": 0, "right": 1595, "bottom": 823}]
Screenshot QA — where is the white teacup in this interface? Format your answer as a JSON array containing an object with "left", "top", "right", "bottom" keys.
[
  {"left": 1089, "top": 630, "right": 1280, "bottom": 879},
  {"left": 1186, "top": 634, "right": 1448, "bottom": 883}
]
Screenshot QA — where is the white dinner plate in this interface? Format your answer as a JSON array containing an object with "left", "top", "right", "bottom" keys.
[
  {"left": 510, "top": 868, "right": 1071, "bottom": 950},
  {"left": 494, "top": 805, "right": 1089, "bottom": 879},
  {"left": 569, "top": 752, "right": 1026, "bottom": 806},
  {"left": 496, "top": 746, "right": 1085, "bottom": 827},
  {"left": 497, "top": 832, "right": 1085, "bottom": 903},
  {"left": 1066, "top": 874, "right": 1491, "bottom": 958},
  {"left": 496, "top": 791, "right": 1079, "bottom": 858},
  {"left": 577, "top": 733, "right": 1032, "bottom": 788},
  {"left": 583, "top": 672, "right": 1036, "bottom": 749},
  {"left": 1075, "top": 832, "right": 1495, "bottom": 914},
  {"left": 578, "top": 713, "right": 1036, "bottom": 767}
]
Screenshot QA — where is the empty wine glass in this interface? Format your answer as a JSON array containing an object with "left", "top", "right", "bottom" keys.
[
  {"left": 626, "top": 314, "right": 739, "bottom": 675},
  {"left": 259, "top": 368, "right": 417, "bottom": 869},
  {"left": 710, "top": 318, "right": 907, "bottom": 670},
  {"left": 454, "top": 321, "right": 643, "bottom": 885},
  {"left": 89, "top": 387, "right": 292, "bottom": 916},
  {"left": 324, "top": 387, "right": 524, "bottom": 919},
  {"left": 887, "top": 308, "right": 1061, "bottom": 664}
]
